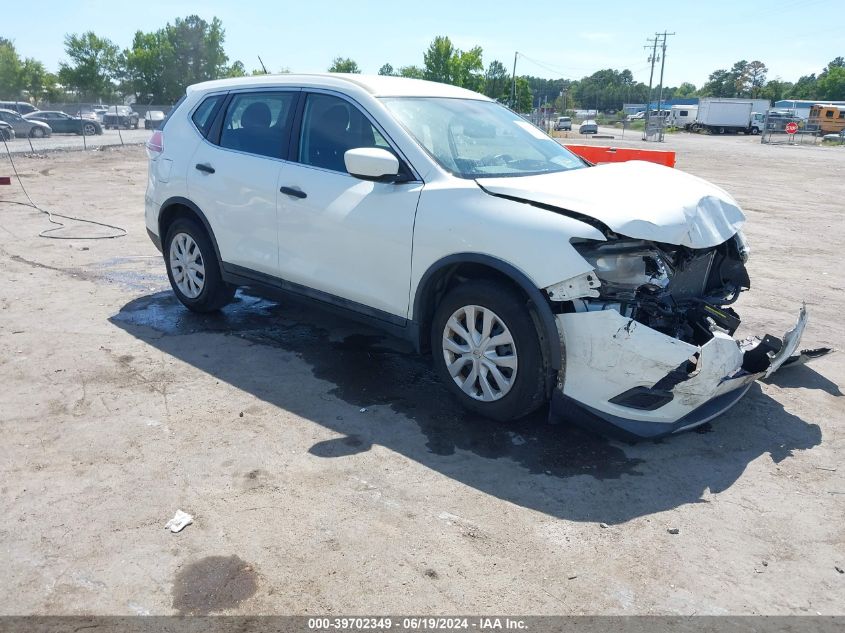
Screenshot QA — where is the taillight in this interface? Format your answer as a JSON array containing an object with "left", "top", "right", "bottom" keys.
[{"left": 146, "top": 130, "right": 163, "bottom": 158}]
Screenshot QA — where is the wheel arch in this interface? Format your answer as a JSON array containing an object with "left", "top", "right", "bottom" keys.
[
  {"left": 413, "top": 253, "right": 562, "bottom": 373},
  {"left": 158, "top": 197, "right": 223, "bottom": 265}
]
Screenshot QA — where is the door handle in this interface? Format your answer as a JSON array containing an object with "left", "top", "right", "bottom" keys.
[
  {"left": 195, "top": 163, "right": 215, "bottom": 174},
  {"left": 280, "top": 186, "right": 307, "bottom": 199}
]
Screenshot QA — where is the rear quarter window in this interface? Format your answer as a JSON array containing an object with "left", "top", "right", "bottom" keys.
[{"left": 190, "top": 95, "right": 223, "bottom": 137}]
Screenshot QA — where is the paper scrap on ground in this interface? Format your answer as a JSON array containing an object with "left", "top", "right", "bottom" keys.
[{"left": 165, "top": 510, "right": 193, "bottom": 533}]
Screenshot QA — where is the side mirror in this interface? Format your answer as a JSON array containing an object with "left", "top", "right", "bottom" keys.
[{"left": 344, "top": 147, "right": 401, "bottom": 182}]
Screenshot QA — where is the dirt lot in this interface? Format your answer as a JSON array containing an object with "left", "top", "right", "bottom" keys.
[{"left": 0, "top": 134, "right": 843, "bottom": 616}]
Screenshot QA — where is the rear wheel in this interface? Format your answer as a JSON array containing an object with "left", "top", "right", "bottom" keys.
[
  {"left": 164, "top": 218, "right": 234, "bottom": 313},
  {"left": 30, "top": 127, "right": 45, "bottom": 138},
  {"left": 82, "top": 123, "right": 96, "bottom": 136},
  {"left": 430, "top": 280, "right": 547, "bottom": 422}
]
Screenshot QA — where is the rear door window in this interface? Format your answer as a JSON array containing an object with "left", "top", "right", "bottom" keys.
[{"left": 218, "top": 92, "right": 298, "bottom": 159}]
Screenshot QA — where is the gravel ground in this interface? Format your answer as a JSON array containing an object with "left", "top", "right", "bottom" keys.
[{"left": 0, "top": 134, "right": 842, "bottom": 616}]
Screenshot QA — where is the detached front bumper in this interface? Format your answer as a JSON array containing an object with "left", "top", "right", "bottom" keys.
[{"left": 552, "top": 305, "right": 812, "bottom": 439}]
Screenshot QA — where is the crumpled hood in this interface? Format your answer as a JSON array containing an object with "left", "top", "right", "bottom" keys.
[{"left": 476, "top": 160, "right": 745, "bottom": 248}]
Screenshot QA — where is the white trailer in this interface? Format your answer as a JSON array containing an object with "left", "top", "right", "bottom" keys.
[
  {"left": 692, "top": 98, "right": 771, "bottom": 134},
  {"left": 666, "top": 104, "right": 698, "bottom": 129}
]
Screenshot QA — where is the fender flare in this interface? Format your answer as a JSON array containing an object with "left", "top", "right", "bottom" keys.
[{"left": 413, "top": 253, "right": 562, "bottom": 371}]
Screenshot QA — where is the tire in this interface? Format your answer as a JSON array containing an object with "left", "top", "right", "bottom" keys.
[
  {"left": 164, "top": 217, "right": 234, "bottom": 313},
  {"left": 430, "top": 280, "right": 547, "bottom": 422},
  {"left": 82, "top": 123, "right": 96, "bottom": 136},
  {"left": 30, "top": 127, "right": 45, "bottom": 138}
]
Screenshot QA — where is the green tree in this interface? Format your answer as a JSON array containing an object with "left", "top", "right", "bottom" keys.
[
  {"left": 483, "top": 60, "right": 509, "bottom": 100},
  {"left": 328, "top": 57, "right": 360, "bottom": 73},
  {"left": 423, "top": 36, "right": 455, "bottom": 83},
  {"left": 165, "top": 16, "right": 229, "bottom": 89},
  {"left": 790, "top": 74, "right": 818, "bottom": 99},
  {"left": 224, "top": 60, "right": 247, "bottom": 77},
  {"left": 675, "top": 82, "right": 697, "bottom": 97},
  {"left": 122, "top": 16, "right": 233, "bottom": 103},
  {"left": 121, "top": 30, "right": 173, "bottom": 102},
  {"left": 58, "top": 32, "right": 120, "bottom": 101},
  {"left": 21, "top": 58, "right": 52, "bottom": 103},
  {"left": 0, "top": 37, "right": 26, "bottom": 98},
  {"left": 514, "top": 76, "right": 532, "bottom": 112},
  {"left": 700, "top": 69, "right": 733, "bottom": 97},
  {"left": 399, "top": 65, "right": 424, "bottom": 79},
  {"left": 747, "top": 61, "right": 768, "bottom": 97},
  {"left": 378, "top": 63, "right": 396, "bottom": 76},
  {"left": 730, "top": 59, "right": 749, "bottom": 96},
  {"left": 761, "top": 79, "right": 792, "bottom": 102},
  {"left": 818, "top": 66, "right": 845, "bottom": 100},
  {"left": 452, "top": 46, "right": 483, "bottom": 91}
]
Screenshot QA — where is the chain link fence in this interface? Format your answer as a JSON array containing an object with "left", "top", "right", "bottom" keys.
[
  {"left": 760, "top": 110, "right": 821, "bottom": 145},
  {"left": 2, "top": 128, "right": 150, "bottom": 155}
]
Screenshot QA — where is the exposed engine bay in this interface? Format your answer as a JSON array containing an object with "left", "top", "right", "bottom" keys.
[{"left": 571, "top": 232, "right": 751, "bottom": 346}]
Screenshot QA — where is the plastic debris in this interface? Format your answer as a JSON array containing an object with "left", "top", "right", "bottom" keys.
[
  {"left": 165, "top": 510, "right": 193, "bottom": 533},
  {"left": 667, "top": 528, "right": 680, "bottom": 535}
]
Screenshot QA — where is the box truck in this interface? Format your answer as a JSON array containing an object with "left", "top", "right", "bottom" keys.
[{"left": 691, "top": 98, "right": 770, "bottom": 134}]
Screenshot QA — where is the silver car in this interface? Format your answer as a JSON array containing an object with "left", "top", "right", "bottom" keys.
[
  {"left": 0, "top": 108, "right": 51, "bottom": 138},
  {"left": 579, "top": 119, "right": 598, "bottom": 134}
]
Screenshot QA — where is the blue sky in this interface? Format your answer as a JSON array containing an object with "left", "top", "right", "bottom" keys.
[{"left": 2, "top": 0, "right": 841, "bottom": 87}]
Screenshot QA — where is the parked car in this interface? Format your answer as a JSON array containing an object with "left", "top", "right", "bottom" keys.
[
  {"left": 0, "top": 120, "right": 14, "bottom": 141},
  {"left": 144, "top": 74, "right": 817, "bottom": 439},
  {"left": 579, "top": 119, "right": 598, "bottom": 134},
  {"left": 0, "top": 100, "right": 38, "bottom": 115},
  {"left": 103, "top": 106, "right": 139, "bottom": 129},
  {"left": 822, "top": 129, "right": 845, "bottom": 143},
  {"left": 91, "top": 106, "right": 108, "bottom": 122},
  {"left": 626, "top": 111, "right": 645, "bottom": 121},
  {"left": 25, "top": 111, "right": 102, "bottom": 135},
  {"left": 144, "top": 110, "right": 166, "bottom": 130},
  {"left": 554, "top": 116, "right": 572, "bottom": 131},
  {"left": 0, "top": 108, "right": 51, "bottom": 138}
]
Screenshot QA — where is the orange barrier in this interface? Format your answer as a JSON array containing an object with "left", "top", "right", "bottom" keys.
[{"left": 564, "top": 144, "right": 676, "bottom": 168}]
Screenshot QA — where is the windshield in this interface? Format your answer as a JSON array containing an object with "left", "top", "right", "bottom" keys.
[{"left": 381, "top": 97, "right": 585, "bottom": 178}]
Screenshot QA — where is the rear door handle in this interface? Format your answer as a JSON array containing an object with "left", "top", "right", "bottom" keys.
[
  {"left": 280, "top": 186, "right": 307, "bottom": 199},
  {"left": 195, "top": 163, "right": 215, "bottom": 174}
]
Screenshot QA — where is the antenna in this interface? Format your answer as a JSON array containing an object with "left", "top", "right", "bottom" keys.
[{"left": 258, "top": 56, "right": 268, "bottom": 74}]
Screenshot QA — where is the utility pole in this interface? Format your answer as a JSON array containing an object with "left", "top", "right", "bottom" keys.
[
  {"left": 643, "top": 36, "right": 659, "bottom": 140},
  {"left": 655, "top": 31, "right": 676, "bottom": 142},
  {"left": 510, "top": 52, "right": 518, "bottom": 110}
]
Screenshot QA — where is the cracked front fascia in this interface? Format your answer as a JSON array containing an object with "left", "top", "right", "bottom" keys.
[{"left": 555, "top": 309, "right": 755, "bottom": 424}]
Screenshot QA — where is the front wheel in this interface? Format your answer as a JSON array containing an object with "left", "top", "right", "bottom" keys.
[
  {"left": 430, "top": 280, "right": 547, "bottom": 422},
  {"left": 164, "top": 218, "right": 234, "bottom": 313}
]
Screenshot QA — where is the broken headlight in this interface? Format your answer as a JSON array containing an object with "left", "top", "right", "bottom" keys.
[
  {"left": 573, "top": 238, "right": 751, "bottom": 345},
  {"left": 574, "top": 240, "right": 671, "bottom": 300}
]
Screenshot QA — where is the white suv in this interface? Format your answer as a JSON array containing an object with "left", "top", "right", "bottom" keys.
[{"left": 145, "top": 74, "right": 813, "bottom": 439}]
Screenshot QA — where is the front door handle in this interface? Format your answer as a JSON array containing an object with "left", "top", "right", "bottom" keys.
[
  {"left": 280, "top": 186, "right": 307, "bottom": 199},
  {"left": 195, "top": 163, "right": 215, "bottom": 174}
]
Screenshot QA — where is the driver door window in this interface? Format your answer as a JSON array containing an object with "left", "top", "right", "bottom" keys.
[{"left": 297, "top": 93, "right": 390, "bottom": 173}]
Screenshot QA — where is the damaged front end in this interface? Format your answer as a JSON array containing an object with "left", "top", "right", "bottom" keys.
[{"left": 549, "top": 233, "right": 823, "bottom": 439}]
